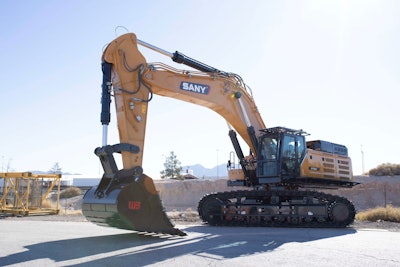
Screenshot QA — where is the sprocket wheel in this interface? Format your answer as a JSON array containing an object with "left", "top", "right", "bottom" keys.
[{"left": 198, "top": 196, "right": 224, "bottom": 226}]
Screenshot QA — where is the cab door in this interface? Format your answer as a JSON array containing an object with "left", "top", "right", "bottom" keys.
[
  {"left": 257, "top": 135, "right": 279, "bottom": 178},
  {"left": 280, "top": 134, "right": 306, "bottom": 178}
]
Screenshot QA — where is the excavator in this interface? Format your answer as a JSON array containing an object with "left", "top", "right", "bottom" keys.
[{"left": 82, "top": 33, "right": 358, "bottom": 236}]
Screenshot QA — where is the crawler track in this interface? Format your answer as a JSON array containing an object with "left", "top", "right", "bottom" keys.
[{"left": 198, "top": 190, "right": 355, "bottom": 228}]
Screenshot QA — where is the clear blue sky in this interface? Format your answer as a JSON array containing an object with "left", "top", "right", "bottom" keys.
[{"left": 1, "top": 0, "right": 399, "bottom": 178}]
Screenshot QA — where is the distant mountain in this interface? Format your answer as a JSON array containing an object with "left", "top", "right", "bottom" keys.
[
  {"left": 182, "top": 164, "right": 228, "bottom": 179},
  {"left": 28, "top": 170, "right": 81, "bottom": 175}
]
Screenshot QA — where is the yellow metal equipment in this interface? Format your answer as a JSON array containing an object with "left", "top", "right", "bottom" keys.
[{"left": 0, "top": 172, "right": 61, "bottom": 216}]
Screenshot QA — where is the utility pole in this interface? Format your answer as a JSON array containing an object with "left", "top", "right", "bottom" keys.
[
  {"left": 5, "top": 158, "right": 12, "bottom": 172},
  {"left": 216, "top": 149, "right": 219, "bottom": 179},
  {"left": 361, "top": 145, "right": 365, "bottom": 174}
]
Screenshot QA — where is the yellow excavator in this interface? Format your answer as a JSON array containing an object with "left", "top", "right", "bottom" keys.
[{"left": 82, "top": 33, "right": 358, "bottom": 236}]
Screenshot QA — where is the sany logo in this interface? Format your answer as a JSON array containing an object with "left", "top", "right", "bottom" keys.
[
  {"left": 180, "top": 82, "right": 210, "bottom": 95},
  {"left": 128, "top": 201, "right": 141, "bottom": 210}
]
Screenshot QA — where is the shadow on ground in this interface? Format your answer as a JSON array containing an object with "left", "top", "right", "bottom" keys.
[{"left": 1, "top": 225, "right": 356, "bottom": 266}]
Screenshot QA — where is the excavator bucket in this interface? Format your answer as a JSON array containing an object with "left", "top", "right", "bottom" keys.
[{"left": 82, "top": 172, "right": 186, "bottom": 236}]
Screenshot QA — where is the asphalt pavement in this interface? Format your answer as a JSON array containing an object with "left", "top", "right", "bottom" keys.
[{"left": 1, "top": 220, "right": 399, "bottom": 266}]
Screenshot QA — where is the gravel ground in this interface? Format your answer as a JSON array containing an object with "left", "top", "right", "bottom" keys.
[{"left": 1, "top": 212, "right": 399, "bottom": 232}]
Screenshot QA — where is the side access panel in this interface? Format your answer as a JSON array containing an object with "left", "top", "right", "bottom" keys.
[{"left": 301, "top": 149, "right": 353, "bottom": 182}]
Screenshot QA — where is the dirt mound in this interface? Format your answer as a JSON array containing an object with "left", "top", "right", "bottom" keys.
[
  {"left": 154, "top": 179, "right": 248, "bottom": 211},
  {"left": 337, "top": 175, "right": 400, "bottom": 211}
]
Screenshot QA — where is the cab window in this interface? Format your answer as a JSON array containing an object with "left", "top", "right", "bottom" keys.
[{"left": 260, "top": 137, "right": 278, "bottom": 160}]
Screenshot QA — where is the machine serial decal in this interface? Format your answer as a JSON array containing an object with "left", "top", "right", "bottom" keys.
[{"left": 180, "top": 82, "right": 210, "bottom": 95}]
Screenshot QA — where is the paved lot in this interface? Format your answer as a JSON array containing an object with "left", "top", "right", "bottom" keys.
[{"left": 1, "top": 220, "right": 400, "bottom": 266}]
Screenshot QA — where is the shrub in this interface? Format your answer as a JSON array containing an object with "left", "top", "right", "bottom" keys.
[
  {"left": 356, "top": 205, "right": 400, "bottom": 223},
  {"left": 60, "top": 187, "right": 82, "bottom": 198},
  {"left": 368, "top": 163, "right": 400, "bottom": 176}
]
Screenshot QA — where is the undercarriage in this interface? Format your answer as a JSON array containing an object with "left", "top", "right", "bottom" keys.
[{"left": 198, "top": 189, "right": 355, "bottom": 228}]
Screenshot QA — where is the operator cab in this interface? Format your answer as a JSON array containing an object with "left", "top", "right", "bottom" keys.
[{"left": 257, "top": 127, "right": 307, "bottom": 184}]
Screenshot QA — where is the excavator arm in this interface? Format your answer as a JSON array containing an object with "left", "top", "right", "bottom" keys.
[{"left": 102, "top": 33, "right": 265, "bottom": 167}]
